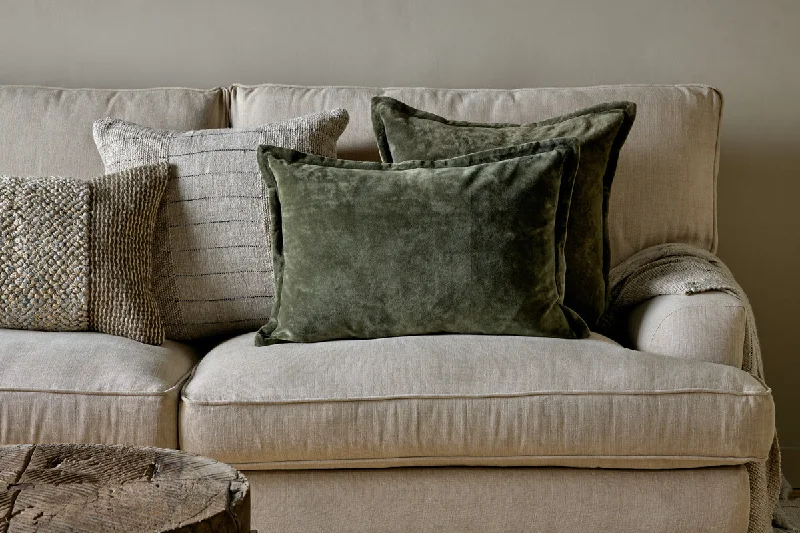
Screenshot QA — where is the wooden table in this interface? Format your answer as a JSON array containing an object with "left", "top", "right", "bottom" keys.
[{"left": 0, "top": 444, "right": 250, "bottom": 532}]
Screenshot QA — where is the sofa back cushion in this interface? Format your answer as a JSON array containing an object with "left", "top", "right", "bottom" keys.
[
  {"left": 0, "top": 86, "right": 227, "bottom": 179},
  {"left": 230, "top": 84, "right": 722, "bottom": 267}
]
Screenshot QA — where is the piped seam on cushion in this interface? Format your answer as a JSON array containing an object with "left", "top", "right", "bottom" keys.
[
  {"left": 4, "top": 84, "right": 226, "bottom": 93},
  {"left": 650, "top": 303, "right": 745, "bottom": 348},
  {"left": 0, "top": 367, "right": 196, "bottom": 397},
  {"left": 230, "top": 83, "right": 721, "bottom": 92},
  {"left": 181, "top": 387, "right": 772, "bottom": 406},
  {"left": 225, "top": 454, "right": 766, "bottom": 470}
]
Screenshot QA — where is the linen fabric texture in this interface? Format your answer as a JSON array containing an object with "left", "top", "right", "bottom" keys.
[
  {"left": 371, "top": 96, "right": 636, "bottom": 327},
  {"left": 596, "top": 243, "right": 782, "bottom": 533},
  {"left": 93, "top": 110, "right": 349, "bottom": 340},
  {"left": 626, "top": 291, "right": 746, "bottom": 367},
  {"left": 0, "top": 328, "right": 197, "bottom": 448},
  {"left": 247, "top": 467, "right": 750, "bottom": 533},
  {"left": 255, "top": 140, "right": 590, "bottom": 346},
  {"left": 180, "top": 331, "right": 773, "bottom": 470},
  {"left": 0, "top": 164, "right": 169, "bottom": 344},
  {"left": 0, "top": 86, "right": 226, "bottom": 179}
]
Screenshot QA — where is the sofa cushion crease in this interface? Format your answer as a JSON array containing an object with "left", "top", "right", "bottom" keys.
[
  {"left": 0, "top": 369, "right": 194, "bottom": 397},
  {"left": 183, "top": 388, "right": 771, "bottom": 405},
  {"left": 226, "top": 455, "right": 767, "bottom": 472}
]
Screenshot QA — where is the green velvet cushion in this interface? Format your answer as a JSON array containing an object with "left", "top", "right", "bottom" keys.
[
  {"left": 371, "top": 97, "right": 636, "bottom": 328},
  {"left": 255, "top": 140, "right": 590, "bottom": 346}
]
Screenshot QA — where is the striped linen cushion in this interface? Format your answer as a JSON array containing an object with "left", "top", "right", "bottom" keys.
[{"left": 93, "top": 110, "right": 349, "bottom": 340}]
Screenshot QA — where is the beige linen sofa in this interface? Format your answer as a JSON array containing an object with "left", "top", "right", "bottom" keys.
[{"left": 0, "top": 84, "right": 773, "bottom": 533}]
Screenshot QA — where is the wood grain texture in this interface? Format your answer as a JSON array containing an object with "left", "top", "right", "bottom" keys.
[{"left": 0, "top": 444, "right": 249, "bottom": 533}]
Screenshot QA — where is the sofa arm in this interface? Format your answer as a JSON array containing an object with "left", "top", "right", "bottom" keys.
[{"left": 626, "top": 291, "right": 745, "bottom": 367}]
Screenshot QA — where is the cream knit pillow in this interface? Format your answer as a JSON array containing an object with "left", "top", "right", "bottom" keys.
[{"left": 93, "top": 110, "right": 349, "bottom": 340}]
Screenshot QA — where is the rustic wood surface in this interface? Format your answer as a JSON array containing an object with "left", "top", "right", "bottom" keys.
[{"left": 0, "top": 444, "right": 249, "bottom": 533}]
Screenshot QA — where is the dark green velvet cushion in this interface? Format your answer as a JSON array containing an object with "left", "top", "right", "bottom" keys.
[
  {"left": 255, "top": 140, "right": 590, "bottom": 346},
  {"left": 371, "top": 96, "right": 636, "bottom": 328}
]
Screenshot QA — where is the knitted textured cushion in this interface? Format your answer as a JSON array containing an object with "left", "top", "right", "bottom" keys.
[
  {"left": 0, "top": 164, "right": 168, "bottom": 345},
  {"left": 371, "top": 97, "right": 636, "bottom": 328},
  {"left": 93, "top": 110, "right": 349, "bottom": 340},
  {"left": 255, "top": 141, "right": 590, "bottom": 346}
]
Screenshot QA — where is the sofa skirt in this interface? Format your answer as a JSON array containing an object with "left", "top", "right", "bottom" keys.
[{"left": 244, "top": 465, "right": 750, "bottom": 533}]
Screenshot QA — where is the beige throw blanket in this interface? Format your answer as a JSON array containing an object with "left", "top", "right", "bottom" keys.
[{"left": 597, "top": 243, "right": 782, "bottom": 533}]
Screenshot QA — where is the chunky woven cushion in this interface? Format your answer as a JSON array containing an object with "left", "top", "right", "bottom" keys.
[
  {"left": 180, "top": 332, "right": 774, "bottom": 470},
  {"left": 0, "top": 328, "right": 198, "bottom": 448},
  {"left": 256, "top": 142, "right": 588, "bottom": 345},
  {"left": 0, "top": 164, "right": 169, "bottom": 344},
  {"left": 93, "top": 111, "right": 349, "bottom": 340},
  {"left": 230, "top": 84, "right": 722, "bottom": 267},
  {"left": 0, "top": 86, "right": 226, "bottom": 179},
  {"left": 371, "top": 97, "right": 636, "bottom": 327}
]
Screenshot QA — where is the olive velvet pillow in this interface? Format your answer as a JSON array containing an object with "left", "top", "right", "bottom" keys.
[
  {"left": 0, "top": 163, "right": 169, "bottom": 345},
  {"left": 255, "top": 140, "right": 590, "bottom": 346},
  {"left": 371, "top": 97, "right": 636, "bottom": 328}
]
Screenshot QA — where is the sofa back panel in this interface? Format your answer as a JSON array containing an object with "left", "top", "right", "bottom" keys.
[
  {"left": 230, "top": 84, "right": 721, "bottom": 267},
  {"left": 0, "top": 86, "right": 228, "bottom": 179},
  {"left": 231, "top": 84, "right": 382, "bottom": 161}
]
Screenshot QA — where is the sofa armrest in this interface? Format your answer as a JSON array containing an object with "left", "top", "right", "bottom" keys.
[{"left": 626, "top": 291, "right": 745, "bottom": 367}]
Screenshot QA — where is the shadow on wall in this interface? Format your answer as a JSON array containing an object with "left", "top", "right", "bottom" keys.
[{"left": 716, "top": 136, "right": 800, "bottom": 483}]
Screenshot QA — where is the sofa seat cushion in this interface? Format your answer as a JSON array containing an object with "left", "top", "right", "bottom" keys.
[
  {"left": 179, "top": 332, "right": 774, "bottom": 470},
  {"left": 0, "top": 329, "right": 198, "bottom": 448}
]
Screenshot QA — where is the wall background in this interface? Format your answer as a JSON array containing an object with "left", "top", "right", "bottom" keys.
[{"left": 1, "top": 0, "right": 798, "bottom": 481}]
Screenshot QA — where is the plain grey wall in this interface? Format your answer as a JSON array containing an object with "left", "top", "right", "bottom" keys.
[{"left": 1, "top": 0, "right": 798, "bottom": 481}]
